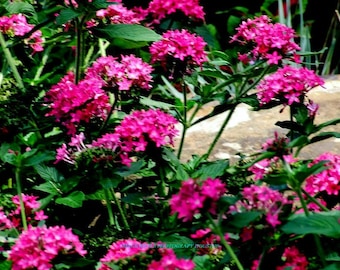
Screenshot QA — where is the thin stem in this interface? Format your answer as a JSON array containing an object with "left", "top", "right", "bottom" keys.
[
  {"left": 74, "top": 17, "right": 85, "bottom": 84},
  {"left": 111, "top": 188, "right": 131, "bottom": 233},
  {"left": 15, "top": 167, "right": 28, "bottom": 230},
  {"left": 32, "top": 46, "right": 52, "bottom": 84},
  {"left": 301, "top": 189, "right": 329, "bottom": 212},
  {"left": 208, "top": 214, "right": 244, "bottom": 270},
  {"left": 99, "top": 91, "right": 118, "bottom": 135},
  {"left": 296, "top": 188, "right": 327, "bottom": 267},
  {"left": 177, "top": 79, "right": 188, "bottom": 160},
  {"left": 98, "top": 38, "right": 108, "bottom": 57},
  {"left": 188, "top": 104, "right": 202, "bottom": 124},
  {"left": 0, "top": 32, "right": 25, "bottom": 92},
  {"left": 104, "top": 188, "right": 115, "bottom": 226},
  {"left": 205, "top": 104, "right": 237, "bottom": 159}
]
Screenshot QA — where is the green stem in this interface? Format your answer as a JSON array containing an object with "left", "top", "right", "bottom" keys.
[
  {"left": 32, "top": 46, "right": 52, "bottom": 85},
  {"left": 74, "top": 17, "right": 85, "bottom": 84},
  {"left": 188, "top": 104, "right": 202, "bottom": 124},
  {"left": 301, "top": 189, "right": 330, "bottom": 212},
  {"left": 15, "top": 167, "right": 28, "bottom": 230},
  {"left": 0, "top": 32, "right": 25, "bottom": 92},
  {"left": 111, "top": 188, "right": 131, "bottom": 233},
  {"left": 177, "top": 80, "right": 188, "bottom": 160},
  {"left": 205, "top": 104, "right": 237, "bottom": 159},
  {"left": 98, "top": 38, "right": 108, "bottom": 57},
  {"left": 104, "top": 189, "right": 115, "bottom": 226},
  {"left": 208, "top": 214, "right": 244, "bottom": 270},
  {"left": 296, "top": 188, "right": 326, "bottom": 267}
]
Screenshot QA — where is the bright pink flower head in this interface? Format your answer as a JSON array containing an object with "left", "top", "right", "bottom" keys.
[
  {"left": 96, "top": 3, "right": 143, "bottom": 24},
  {"left": 150, "top": 29, "right": 207, "bottom": 75},
  {"left": 99, "top": 238, "right": 149, "bottom": 269},
  {"left": 169, "top": 178, "right": 226, "bottom": 222},
  {"left": 9, "top": 225, "right": 86, "bottom": 270},
  {"left": 45, "top": 72, "right": 111, "bottom": 134},
  {"left": 229, "top": 184, "right": 291, "bottom": 227},
  {"left": 0, "top": 13, "right": 43, "bottom": 52},
  {"left": 305, "top": 152, "right": 340, "bottom": 196},
  {"left": 276, "top": 246, "right": 308, "bottom": 270},
  {"left": 257, "top": 65, "right": 324, "bottom": 106},
  {"left": 147, "top": 248, "right": 195, "bottom": 270},
  {"left": 147, "top": 0, "right": 205, "bottom": 24},
  {"left": 85, "top": 54, "right": 153, "bottom": 91},
  {"left": 231, "top": 15, "right": 300, "bottom": 64}
]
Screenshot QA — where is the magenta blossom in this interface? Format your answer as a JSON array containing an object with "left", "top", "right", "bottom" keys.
[
  {"left": 0, "top": 13, "right": 43, "bottom": 52},
  {"left": 96, "top": 2, "right": 143, "bottom": 24},
  {"left": 45, "top": 72, "right": 111, "bottom": 134},
  {"left": 305, "top": 152, "right": 340, "bottom": 196},
  {"left": 169, "top": 178, "right": 226, "bottom": 222},
  {"left": 150, "top": 29, "right": 207, "bottom": 75},
  {"left": 9, "top": 225, "right": 87, "bottom": 270},
  {"left": 276, "top": 246, "right": 309, "bottom": 270},
  {"left": 147, "top": 0, "right": 205, "bottom": 24},
  {"left": 85, "top": 54, "right": 153, "bottom": 91},
  {"left": 229, "top": 184, "right": 291, "bottom": 227},
  {"left": 230, "top": 15, "right": 300, "bottom": 64},
  {"left": 257, "top": 65, "right": 324, "bottom": 106},
  {"left": 148, "top": 248, "right": 195, "bottom": 270}
]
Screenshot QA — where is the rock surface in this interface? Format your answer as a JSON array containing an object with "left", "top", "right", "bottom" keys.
[{"left": 174, "top": 75, "right": 340, "bottom": 163}]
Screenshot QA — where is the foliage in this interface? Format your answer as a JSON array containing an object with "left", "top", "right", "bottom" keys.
[{"left": 0, "top": 0, "right": 340, "bottom": 269}]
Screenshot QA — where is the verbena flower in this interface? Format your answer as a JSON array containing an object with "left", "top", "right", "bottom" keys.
[
  {"left": 150, "top": 29, "right": 207, "bottom": 76},
  {"left": 96, "top": 2, "right": 143, "bottom": 25},
  {"left": 99, "top": 238, "right": 149, "bottom": 270},
  {"left": 0, "top": 13, "right": 43, "bottom": 52},
  {"left": 8, "top": 225, "right": 87, "bottom": 270},
  {"left": 147, "top": 248, "right": 195, "bottom": 270},
  {"left": 190, "top": 228, "right": 226, "bottom": 256},
  {"left": 169, "top": 178, "right": 226, "bottom": 222},
  {"left": 276, "top": 246, "right": 309, "bottom": 270},
  {"left": 45, "top": 72, "right": 111, "bottom": 134},
  {"left": 257, "top": 65, "right": 324, "bottom": 106},
  {"left": 305, "top": 152, "right": 340, "bottom": 196},
  {"left": 230, "top": 15, "right": 300, "bottom": 64},
  {"left": 85, "top": 54, "right": 153, "bottom": 91},
  {"left": 229, "top": 184, "right": 291, "bottom": 227},
  {"left": 147, "top": 0, "right": 205, "bottom": 24}
]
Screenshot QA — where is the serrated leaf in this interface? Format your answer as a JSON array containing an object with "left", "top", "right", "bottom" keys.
[
  {"left": 34, "top": 164, "right": 64, "bottom": 182},
  {"left": 96, "top": 24, "right": 161, "bottom": 42},
  {"left": 56, "top": 9, "right": 81, "bottom": 25},
  {"left": 281, "top": 211, "right": 340, "bottom": 238},
  {"left": 23, "top": 152, "right": 55, "bottom": 167},
  {"left": 6, "top": 2, "right": 37, "bottom": 21},
  {"left": 33, "top": 182, "right": 60, "bottom": 195},
  {"left": 55, "top": 191, "right": 85, "bottom": 208},
  {"left": 192, "top": 160, "right": 229, "bottom": 179}
]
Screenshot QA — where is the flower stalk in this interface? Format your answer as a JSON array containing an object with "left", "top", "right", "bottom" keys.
[{"left": 15, "top": 167, "right": 28, "bottom": 230}]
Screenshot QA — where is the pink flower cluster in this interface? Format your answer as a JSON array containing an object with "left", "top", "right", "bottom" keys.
[
  {"left": 305, "top": 152, "right": 340, "bottom": 196},
  {"left": 86, "top": 54, "right": 153, "bottom": 91},
  {"left": 150, "top": 29, "right": 207, "bottom": 73},
  {"left": 56, "top": 109, "right": 178, "bottom": 166},
  {"left": 99, "top": 238, "right": 149, "bottom": 270},
  {"left": 148, "top": 247, "right": 195, "bottom": 270},
  {"left": 276, "top": 246, "right": 309, "bottom": 270},
  {"left": 230, "top": 15, "right": 300, "bottom": 65},
  {"left": 0, "top": 194, "right": 47, "bottom": 230},
  {"left": 190, "top": 228, "right": 227, "bottom": 256},
  {"left": 147, "top": 0, "right": 205, "bottom": 24},
  {"left": 257, "top": 65, "right": 324, "bottom": 105},
  {"left": 169, "top": 178, "right": 226, "bottom": 222},
  {"left": 229, "top": 184, "right": 291, "bottom": 227},
  {"left": 99, "top": 238, "right": 195, "bottom": 270},
  {"left": 0, "top": 13, "right": 43, "bottom": 52},
  {"left": 94, "top": 109, "right": 179, "bottom": 166},
  {"left": 9, "top": 225, "right": 87, "bottom": 270},
  {"left": 96, "top": 2, "right": 143, "bottom": 24},
  {"left": 45, "top": 72, "right": 111, "bottom": 135}
]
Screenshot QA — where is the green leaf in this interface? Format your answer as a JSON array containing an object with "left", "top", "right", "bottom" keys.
[
  {"left": 314, "top": 118, "right": 340, "bottom": 132},
  {"left": 281, "top": 211, "right": 340, "bottom": 238},
  {"left": 55, "top": 191, "right": 85, "bottom": 208},
  {"left": 0, "top": 260, "right": 12, "bottom": 270},
  {"left": 310, "top": 132, "right": 340, "bottom": 144},
  {"left": 292, "top": 160, "right": 328, "bottom": 183},
  {"left": 140, "top": 96, "right": 174, "bottom": 110},
  {"left": 322, "top": 263, "right": 340, "bottom": 270},
  {"left": 121, "top": 193, "right": 145, "bottom": 206},
  {"left": 228, "top": 211, "right": 262, "bottom": 228},
  {"left": 96, "top": 24, "right": 161, "bottom": 42},
  {"left": 115, "top": 160, "right": 146, "bottom": 178},
  {"left": 34, "top": 164, "right": 65, "bottom": 182},
  {"left": 99, "top": 177, "right": 123, "bottom": 189},
  {"left": 5, "top": 2, "right": 37, "bottom": 21},
  {"left": 193, "top": 255, "right": 213, "bottom": 270},
  {"left": 33, "top": 182, "right": 60, "bottom": 195},
  {"left": 192, "top": 160, "right": 229, "bottom": 179},
  {"left": 56, "top": 9, "right": 81, "bottom": 25},
  {"left": 23, "top": 152, "right": 55, "bottom": 167},
  {"left": 111, "top": 38, "right": 148, "bottom": 49}
]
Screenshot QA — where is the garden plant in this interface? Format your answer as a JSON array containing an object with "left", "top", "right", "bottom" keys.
[{"left": 1, "top": 0, "right": 340, "bottom": 269}]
